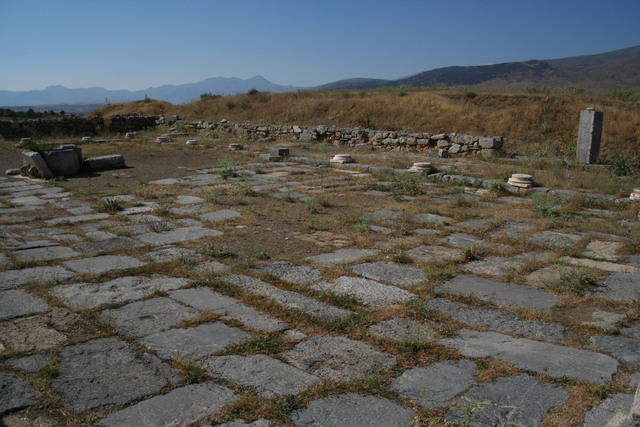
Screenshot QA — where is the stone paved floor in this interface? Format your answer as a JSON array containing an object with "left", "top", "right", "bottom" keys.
[{"left": 1, "top": 153, "right": 639, "bottom": 426}]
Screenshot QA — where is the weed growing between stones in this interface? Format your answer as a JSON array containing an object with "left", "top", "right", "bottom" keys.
[
  {"left": 202, "top": 242, "right": 236, "bottom": 259},
  {"left": 172, "top": 359, "right": 208, "bottom": 384},
  {"left": 549, "top": 266, "right": 598, "bottom": 294},
  {"left": 96, "top": 198, "right": 123, "bottom": 213}
]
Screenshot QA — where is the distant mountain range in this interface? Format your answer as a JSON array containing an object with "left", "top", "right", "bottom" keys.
[
  {"left": 316, "top": 45, "right": 640, "bottom": 90},
  {"left": 0, "top": 76, "right": 297, "bottom": 108},
  {"left": 1, "top": 45, "right": 639, "bottom": 109}
]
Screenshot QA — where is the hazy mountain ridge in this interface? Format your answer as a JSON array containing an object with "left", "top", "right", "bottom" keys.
[
  {"left": 0, "top": 76, "right": 297, "bottom": 107},
  {"left": 317, "top": 45, "right": 640, "bottom": 90}
]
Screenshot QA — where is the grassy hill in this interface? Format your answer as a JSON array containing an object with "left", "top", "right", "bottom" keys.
[{"left": 92, "top": 87, "right": 640, "bottom": 162}]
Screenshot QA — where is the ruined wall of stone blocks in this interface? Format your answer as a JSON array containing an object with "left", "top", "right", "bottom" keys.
[
  {"left": 0, "top": 115, "right": 157, "bottom": 139},
  {"left": 193, "top": 120, "right": 505, "bottom": 157}
]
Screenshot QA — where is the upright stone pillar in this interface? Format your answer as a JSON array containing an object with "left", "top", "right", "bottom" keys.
[{"left": 576, "top": 108, "right": 603, "bottom": 164}]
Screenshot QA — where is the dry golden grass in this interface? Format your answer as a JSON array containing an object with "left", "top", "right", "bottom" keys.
[{"left": 92, "top": 88, "right": 640, "bottom": 160}]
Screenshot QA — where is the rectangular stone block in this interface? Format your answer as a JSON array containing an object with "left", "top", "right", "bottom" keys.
[
  {"left": 21, "top": 151, "right": 53, "bottom": 179},
  {"left": 576, "top": 108, "right": 603, "bottom": 164}
]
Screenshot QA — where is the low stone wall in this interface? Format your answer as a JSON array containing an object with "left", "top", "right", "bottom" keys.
[
  {"left": 0, "top": 115, "right": 157, "bottom": 139},
  {"left": 190, "top": 120, "right": 505, "bottom": 157}
]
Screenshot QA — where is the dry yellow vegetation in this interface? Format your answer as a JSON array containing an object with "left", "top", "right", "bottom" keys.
[{"left": 91, "top": 88, "right": 640, "bottom": 161}]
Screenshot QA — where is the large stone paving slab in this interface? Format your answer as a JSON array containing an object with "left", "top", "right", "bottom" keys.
[
  {"left": 6, "top": 354, "right": 52, "bottom": 372},
  {"left": 488, "top": 221, "right": 536, "bottom": 239},
  {"left": 445, "top": 375, "right": 569, "bottom": 426},
  {"left": 200, "top": 209, "right": 242, "bottom": 222},
  {"left": 45, "top": 213, "right": 110, "bottom": 225},
  {"left": 589, "top": 335, "right": 640, "bottom": 364},
  {"left": 526, "top": 230, "right": 584, "bottom": 249},
  {"left": 459, "top": 252, "right": 554, "bottom": 277},
  {"left": 306, "top": 248, "right": 378, "bottom": 267},
  {"left": 99, "top": 297, "right": 200, "bottom": 337},
  {"left": 0, "top": 289, "right": 48, "bottom": 320},
  {"left": 252, "top": 261, "right": 323, "bottom": 285},
  {"left": 51, "top": 337, "right": 177, "bottom": 411},
  {"left": 0, "top": 372, "right": 41, "bottom": 415},
  {"left": 138, "top": 322, "right": 250, "bottom": 359},
  {"left": 412, "top": 212, "right": 452, "bottom": 225},
  {"left": 440, "top": 329, "right": 619, "bottom": 382},
  {"left": 367, "top": 318, "right": 435, "bottom": 342},
  {"left": 0, "top": 307, "right": 96, "bottom": 352},
  {"left": 436, "top": 274, "right": 560, "bottom": 311},
  {"left": 216, "top": 419, "right": 274, "bottom": 427},
  {"left": 290, "top": 393, "right": 415, "bottom": 427},
  {"left": 169, "top": 287, "right": 287, "bottom": 332},
  {"left": 72, "top": 236, "right": 143, "bottom": 255},
  {"left": 427, "top": 298, "right": 566, "bottom": 342},
  {"left": 391, "top": 360, "right": 476, "bottom": 408},
  {"left": 63, "top": 255, "right": 145, "bottom": 275},
  {"left": 51, "top": 275, "right": 188, "bottom": 309},
  {"left": 349, "top": 261, "right": 426, "bottom": 286},
  {"left": 312, "top": 276, "right": 416, "bottom": 307},
  {"left": 583, "top": 393, "right": 635, "bottom": 427},
  {"left": 589, "top": 272, "right": 640, "bottom": 301},
  {"left": 280, "top": 335, "right": 396, "bottom": 380},
  {"left": 581, "top": 240, "right": 624, "bottom": 262},
  {"left": 138, "top": 226, "right": 223, "bottom": 245},
  {"left": 361, "top": 209, "right": 403, "bottom": 222},
  {"left": 11, "top": 245, "right": 79, "bottom": 263},
  {"left": 405, "top": 245, "right": 461, "bottom": 263},
  {"left": 560, "top": 256, "right": 640, "bottom": 273},
  {"left": 95, "top": 382, "right": 236, "bottom": 427},
  {"left": 200, "top": 354, "right": 321, "bottom": 397},
  {"left": 220, "top": 274, "right": 350, "bottom": 320}
]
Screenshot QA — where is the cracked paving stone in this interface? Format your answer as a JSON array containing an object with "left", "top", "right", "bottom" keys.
[
  {"left": 312, "top": 276, "right": 416, "bottom": 307},
  {"left": 63, "top": 255, "right": 145, "bottom": 275},
  {"left": 51, "top": 275, "right": 188, "bottom": 309},
  {"left": 0, "top": 266, "right": 75, "bottom": 291},
  {"left": 252, "top": 261, "right": 323, "bottom": 285},
  {"left": 440, "top": 329, "right": 619, "bottom": 382},
  {"left": 436, "top": 274, "right": 560, "bottom": 311},
  {"left": 0, "top": 289, "right": 48, "bottom": 320},
  {"left": 0, "top": 372, "right": 41, "bottom": 415},
  {"left": 99, "top": 297, "right": 200, "bottom": 337},
  {"left": 169, "top": 287, "right": 288, "bottom": 332},
  {"left": 138, "top": 322, "right": 250, "bottom": 359},
  {"left": 427, "top": 298, "right": 566, "bottom": 342},
  {"left": 445, "top": 375, "right": 569, "bottom": 426},
  {"left": 280, "top": 335, "right": 396, "bottom": 380},
  {"left": 220, "top": 274, "right": 350, "bottom": 320},
  {"left": 581, "top": 240, "right": 624, "bottom": 262},
  {"left": 51, "top": 337, "right": 178, "bottom": 412},
  {"left": 290, "top": 393, "right": 415, "bottom": 427},
  {"left": 200, "top": 354, "right": 321, "bottom": 397},
  {"left": 95, "top": 382, "right": 236, "bottom": 427},
  {"left": 349, "top": 261, "right": 426, "bottom": 286},
  {"left": 391, "top": 360, "right": 476, "bottom": 408}
]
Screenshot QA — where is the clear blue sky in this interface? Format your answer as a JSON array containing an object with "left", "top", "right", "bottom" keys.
[{"left": 1, "top": 0, "right": 638, "bottom": 90}]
